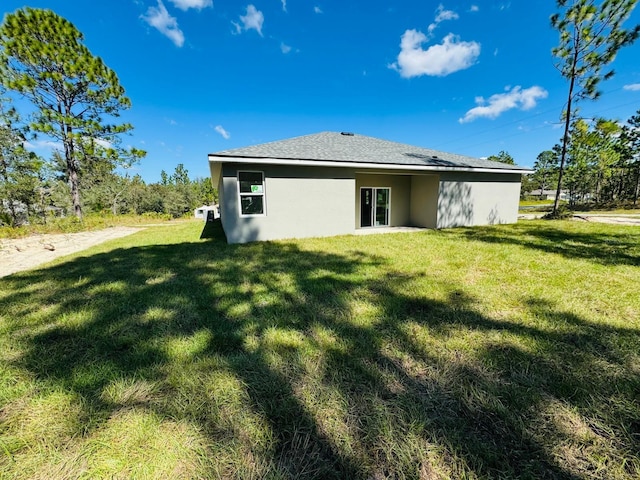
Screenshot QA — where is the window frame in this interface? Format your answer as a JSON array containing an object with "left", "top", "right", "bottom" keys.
[
  {"left": 359, "top": 186, "right": 391, "bottom": 228},
  {"left": 237, "top": 170, "right": 266, "bottom": 217}
]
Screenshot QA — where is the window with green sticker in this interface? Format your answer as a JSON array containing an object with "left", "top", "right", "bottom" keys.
[{"left": 238, "top": 171, "right": 265, "bottom": 216}]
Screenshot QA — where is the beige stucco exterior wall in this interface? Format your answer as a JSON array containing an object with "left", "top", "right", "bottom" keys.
[
  {"left": 410, "top": 175, "right": 439, "bottom": 228},
  {"left": 354, "top": 173, "right": 411, "bottom": 228},
  {"left": 220, "top": 164, "right": 356, "bottom": 243},
  {"left": 437, "top": 172, "right": 522, "bottom": 228},
  {"left": 214, "top": 161, "right": 524, "bottom": 242}
]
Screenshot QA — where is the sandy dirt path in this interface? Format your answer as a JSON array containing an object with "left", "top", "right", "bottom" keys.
[
  {"left": 0, "top": 227, "right": 143, "bottom": 278},
  {"left": 572, "top": 214, "right": 640, "bottom": 225},
  {"left": 518, "top": 213, "right": 640, "bottom": 225}
]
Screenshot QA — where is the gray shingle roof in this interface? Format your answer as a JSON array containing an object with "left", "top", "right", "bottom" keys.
[{"left": 211, "top": 131, "right": 530, "bottom": 171}]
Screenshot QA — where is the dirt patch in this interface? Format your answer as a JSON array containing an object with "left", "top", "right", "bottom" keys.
[
  {"left": 0, "top": 227, "right": 142, "bottom": 278},
  {"left": 571, "top": 215, "right": 640, "bottom": 225}
]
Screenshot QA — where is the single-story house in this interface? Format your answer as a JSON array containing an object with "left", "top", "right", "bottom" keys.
[
  {"left": 529, "top": 189, "right": 568, "bottom": 201},
  {"left": 208, "top": 132, "right": 532, "bottom": 244},
  {"left": 194, "top": 204, "right": 219, "bottom": 221}
]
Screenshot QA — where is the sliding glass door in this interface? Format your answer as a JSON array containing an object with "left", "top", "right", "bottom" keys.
[{"left": 360, "top": 187, "right": 390, "bottom": 228}]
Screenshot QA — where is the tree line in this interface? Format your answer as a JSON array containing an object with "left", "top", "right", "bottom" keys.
[
  {"left": 548, "top": 0, "right": 639, "bottom": 213},
  {"left": 0, "top": 8, "right": 216, "bottom": 227},
  {"left": 523, "top": 110, "right": 640, "bottom": 205},
  {"left": 485, "top": 1, "right": 639, "bottom": 210}
]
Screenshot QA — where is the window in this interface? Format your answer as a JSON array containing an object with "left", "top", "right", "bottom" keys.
[{"left": 238, "top": 171, "right": 265, "bottom": 216}]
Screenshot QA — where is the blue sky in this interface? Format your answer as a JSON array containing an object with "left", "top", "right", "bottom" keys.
[{"left": 3, "top": 1, "right": 640, "bottom": 182}]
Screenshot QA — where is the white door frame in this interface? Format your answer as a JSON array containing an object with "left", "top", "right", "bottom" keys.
[{"left": 359, "top": 186, "right": 391, "bottom": 228}]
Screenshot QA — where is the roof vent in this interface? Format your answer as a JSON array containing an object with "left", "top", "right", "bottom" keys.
[
  {"left": 431, "top": 155, "right": 438, "bottom": 159},
  {"left": 340, "top": 132, "right": 354, "bottom": 136}
]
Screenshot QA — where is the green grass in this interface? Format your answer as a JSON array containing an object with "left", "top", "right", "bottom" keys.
[
  {"left": 1, "top": 220, "right": 639, "bottom": 479},
  {"left": 0, "top": 212, "right": 182, "bottom": 239},
  {"left": 519, "top": 199, "right": 555, "bottom": 207}
]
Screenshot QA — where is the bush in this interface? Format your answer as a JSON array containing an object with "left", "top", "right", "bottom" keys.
[
  {"left": 141, "top": 211, "right": 172, "bottom": 221},
  {"left": 0, "top": 224, "right": 29, "bottom": 239},
  {"left": 521, "top": 195, "right": 552, "bottom": 202},
  {"left": 542, "top": 205, "right": 573, "bottom": 220},
  {"left": 569, "top": 201, "right": 639, "bottom": 212}
]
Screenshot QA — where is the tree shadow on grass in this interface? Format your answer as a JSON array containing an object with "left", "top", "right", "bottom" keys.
[
  {"left": 443, "top": 221, "right": 640, "bottom": 266},
  {"left": 1, "top": 230, "right": 639, "bottom": 478}
]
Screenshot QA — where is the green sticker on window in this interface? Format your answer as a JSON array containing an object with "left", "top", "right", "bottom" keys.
[{"left": 251, "top": 185, "right": 263, "bottom": 193}]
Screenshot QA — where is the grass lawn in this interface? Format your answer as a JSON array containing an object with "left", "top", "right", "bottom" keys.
[
  {"left": 1, "top": 220, "right": 639, "bottom": 479},
  {"left": 519, "top": 199, "right": 555, "bottom": 208}
]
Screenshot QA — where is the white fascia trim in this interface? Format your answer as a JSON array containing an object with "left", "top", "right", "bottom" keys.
[{"left": 208, "top": 155, "right": 533, "bottom": 175}]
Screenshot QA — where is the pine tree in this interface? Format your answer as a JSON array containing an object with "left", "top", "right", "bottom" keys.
[
  {"left": 487, "top": 150, "right": 516, "bottom": 165},
  {"left": 0, "top": 8, "right": 144, "bottom": 219},
  {"left": 550, "top": 0, "right": 640, "bottom": 216},
  {"left": 620, "top": 110, "right": 640, "bottom": 203}
]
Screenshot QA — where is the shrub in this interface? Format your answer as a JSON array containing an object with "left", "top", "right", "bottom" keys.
[{"left": 542, "top": 205, "right": 573, "bottom": 220}]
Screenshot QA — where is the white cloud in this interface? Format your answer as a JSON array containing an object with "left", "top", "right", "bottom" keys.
[
  {"left": 281, "top": 0, "right": 287, "bottom": 12},
  {"left": 93, "top": 138, "right": 114, "bottom": 149},
  {"left": 280, "top": 42, "right": 292, "bottom": 54},
  {"left": 169, "top": 0, "right": 212, "bottom": 10},
  {"left": 470, "top": 5, "right": 479, "bottom": 12},
  {"left": 314, "top": 6, "right": 323, "bottom": 14},
  {"left": 435, "top": 5, "right": 458, "bottom": 21},
  {"left": 233, "top": 5, "right": 264, "bottom": 36},
  {"left": 459, "top": 85, "right": 548, "bottom": 123},
  {"left": 214, "top": 125, "right": 230, "bottom": 139},
  {"left": 23, "top": 139, "right": 63, "bottom": 151},
  {"left": 623, "top": 83, "right": 640, "bottom": 91},
  {"left": 142, "top": 0, "right": 185, "bottom": 47},
  {"left": 427, "top": 4, "right": 459, "bottom": 37},
  {"left": 390, "top": 31, "right": 480, "bottom": 78}
]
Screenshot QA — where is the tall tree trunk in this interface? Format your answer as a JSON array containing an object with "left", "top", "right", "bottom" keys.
[
  {"left": 39, "top": 187, "right": 47, "bottom": 224},
  {"left": 62, "top": 112, "right": 82, "bottom": 219},
  {"left": 68, "top": 168, "right": 81, "bottom": 218},
  {"left": 616, "top": 168, "right": 624, "bottom": 201},
  {"left": 111, "top": 188, "right": 125, "bottom": 215},
  {"left": 553, "top": 19, "right": 586, "bottom": 217},
  {"left": 553, "top": 57, "right": 578, "bottom": 215},
  {"left": 553, "top": 95, "right": 573, "bottom": 214}
]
